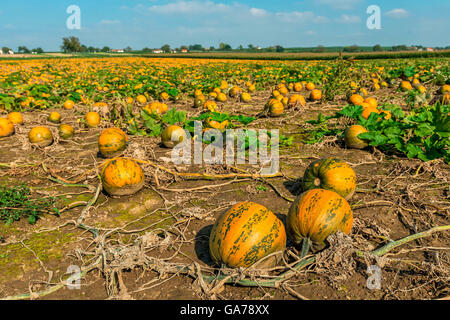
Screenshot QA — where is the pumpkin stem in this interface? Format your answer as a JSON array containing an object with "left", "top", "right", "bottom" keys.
[
  {"left": 313, "top": 178, "right": 321, "bottom": 187},
  {"left": 300, "top": 238, "right": 311, "bottom": 258}
]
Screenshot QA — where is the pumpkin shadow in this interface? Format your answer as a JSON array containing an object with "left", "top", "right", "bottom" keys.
[
  {"left": 194, "top": 224, "right": 216, "bottom": 267},
  {"left": 283, "top": 178, "right": 303, "bottom": 197}
]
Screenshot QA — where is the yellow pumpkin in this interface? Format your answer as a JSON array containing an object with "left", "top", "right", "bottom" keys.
[
  {"left": 161, "top": 125, "right": 187, "bottom": 148},
  {"left": 7, "top": 112, "right": 23, "bottom": 125},
  {"left": 98, "top": 127, "right": 128, "bottom": 158},
  {"left": 294, "top": 82, "right": 303, "bottom": 92},
  {"left": 101, "top": 158, "right": 145, "bottom": 197},
  {"left": 48, "top": 112, "right": 62, "bottom": 124},
  {"left": 58, "top": 124, "right": 74, "bottom": 140},
  {"left": 136, "top": 95, "right": 148, "bottom": 104},
  {"left": 305, "top": 82, "right": 315, "bottom": 91},
  {"left": 203, "top": 100, "right": 218, "bottom": 112},
  {"left": 240, "top": 92, "right": 251, "bottom": 103},
  {"left": 344, "top": 125, "right": 369, "bottom": 149},
  {"left": 28, "top": 126, "right": 53, "bottom": 147},
  {"left": 0, "top": 118, "right": 15, "bottom": 137},
  {"left": 209, "top": 201, "right": 286, "bottom": 268}
]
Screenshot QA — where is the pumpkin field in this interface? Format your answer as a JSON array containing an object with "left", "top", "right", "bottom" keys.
[{"left": 0, "top": 56, "right": 449, "bottom": 300}]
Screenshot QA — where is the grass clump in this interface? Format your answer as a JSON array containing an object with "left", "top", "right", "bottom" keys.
[{"left": 0, "top": 185, "right": 58, "bottom": 225}]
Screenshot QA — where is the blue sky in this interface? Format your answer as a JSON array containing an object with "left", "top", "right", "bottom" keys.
[{"left": 0, "top": 0, "right": 449, "bottom": 51}]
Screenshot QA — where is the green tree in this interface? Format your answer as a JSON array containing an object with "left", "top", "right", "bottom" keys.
[
  {"left": 101, "top": 46, "right": 110, "bottom": 52},
  {"left": 373, "top": 44, "right": 383, "bottom": 52},
  {"left": 161, "top": 44, "right": 171, "bottom": 53},
  {"left": 61, "top": 36, "right": 82, "bottom": 53}
]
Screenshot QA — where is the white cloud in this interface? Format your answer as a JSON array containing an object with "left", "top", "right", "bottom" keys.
[
  {"left": 276, "top": 11, "right": 329, "bottom": 24},
  {"left": 147, "top": 1, "right": 231, "bottom": 15},
  {"left": 385, "top": 9, "right": 410, "bottom": 19},
  {"left": 100, "top": 20, "right": 121, "bottom": 25},
  {"left": 315, "top": 0, "right": 362, "bottom": 10},
  {"left": 335, "top": 14, "right": 361, "bottom": 24},
  {"left": 249, "top": 8, "right": 267, "bottom": 17}
]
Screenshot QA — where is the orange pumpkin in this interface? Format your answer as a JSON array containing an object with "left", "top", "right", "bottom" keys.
[
  {"left": 48, "top": 112, "right": 61, "bottom": 124},
  {"left": 229, "top": 86, "right": 242, "bottom": 98},
  {"left": 287, "top": 189, "right": 353, "bottom": 256},
  {"left": 400, "top": 81, "right": 413, "bottom": 92},
  {"left": 58, "top": 124, "right": 74, "bottom": 140},
  {"left": 294, "top": 82, "right": 303, "bottom": 92},
  {"left": 101, "top": 158, "right": 145, "bottom": 197},
  {"left": 161, "top": 125, "right": 187, "bottom": 148},
  {"left": 302, "top": 158, "right": 356, "bottom": 200},
  {"left": 349, "top": 94, "right": 364, "bottom": 105},
  {"left": 306, "top": 82, "right": 316, "bottom": 91},
  {"left": 98, "top": 127, "right": 128, "bottom": 158},
  {"left": 344, "top": 125, "right": 369, "bottom": 149},
  {"left": 267, "top": 100, "right": 284, "bottom": 117},
  {"left": 0, "top": 118, "right": 15, "bottom": 137},
  {"left": 86, "top": 112, "right": 101, "bottom": 127},
  {"left": 288, "top": 94, "right": 306, "bottom": 108},
  {"left": 160, "top": 92, "right": 170, "bottom": 101},
  {"left": 362, "top": 107, "right": 380, "bottom": 120},
  {"left": 136, "top": 95, "right": 148, "bottom": 104},
  {"left": 216, "top": 92, "right": 227, "bottom": 102},
  {"left": 7, "top": 112, "right": 23, "bottom": 125},
  {"left": 364, "top": 97, "right": 378, "bottom": 109},
  {"left": 203, "top": 100, "right": 218, "bottom": 112},
  {"left": 28, "top": 126, "right": 53, "bottom": 147},
  {"left": 63, "top": 100, "right": 75, "bottom": 110},
  {"left": 209, "top": 201, "right": 286, "bottom": 268},
  {"left": 309, "top": 89, "right": 322, "bottom": 101}
]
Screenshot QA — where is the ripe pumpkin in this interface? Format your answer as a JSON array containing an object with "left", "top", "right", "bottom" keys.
[
  {"left": 48, "top": 112, "right": 61, "bottom": 124},
  {"left": 306, "top": 82, "right": 315, "bottom": 91},
  {"left": 98, "top": 127, "right": 128, "bottom": 158},
  {"left": 286, "top": 189, "right": 353, "bottom": 256},
  {"left": 161, "top": 125, "right": 187, "bottom": 148},
  {"left": 160, "top": 92, "right": 170, "bottom": 101},
  {"left": 364, "top": 97, "right": 378, "bottom": 109},
  {"left": 58, "top": 124, "right": 74, "bottom": 139},
  {"left": 209, "top": 201, "right": 286, "bottom": 268},
  {"left": 203, "top": 100, "right": 218, "bottom": 113},
  {"left": 247, "top": 84, "right": 256, "bottom": 93},
  {"left": 101, "top": 158, "right": 145, "bottom": 197},
  {"left": 400, "top": 81, "right": 413, "bottom": 92},
  {"left": 294, "top": 82, "right": 303, "bottom": 92},
  {"left": 229, "top": 86, "right": 242, "bottom": 98},
  {"left": 267, "top": 100, "right": 284, "bottom": 117},
  {"left": 344, "top": 125, "right": 369, "bottom": 149},
  {"left": 309, "top": 89, "right": 322, "bottom": 101},
  {"left": 136, "top": 95, "right": 148, "bottom": 104},
  {"left": 216, "top": 92, "right": 227, "bottom": 102},
  {"left": 278, "top": 86, "right": 289, "bottom": 96},
  {"left": 240, "top": 92, "right": 251, "bottom": 103},
  {"left": 7, "top": 112, "right": 23, "bottom": 125},
  {"left": 349, "top": 94, "right": 364, "bottom": 105},
  {"left": 126, "top": 97, "right": 134, "bottom": 104},
  {"left": 302, "top": 158, "right": 356, "bottom": 200},
  {"left": 28, "top": 126, "right": 53, "bottom": 147},
  {"left": 362, "top": 107, "right": 380, "bottom": 120},
  {"left": 0, "top": 118, "right": 15, "bottom": 137},
  {"left": 441, "top": 84, "right": 450, "bottom": 94},
  {"left": 63, "top": 100, "right": 75, "bottom": 110},
  {"left": 288, "top": 94, "right": 306, "bottom": 108},
  {"left": 86, "top": 112, "right": 101, "bottom": 127}
]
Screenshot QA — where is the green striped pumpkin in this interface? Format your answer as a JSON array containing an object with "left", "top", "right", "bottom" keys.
[{"left": 209, "top": 201, "right": 286, "bottom": 268}]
